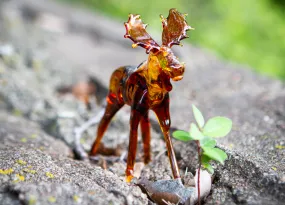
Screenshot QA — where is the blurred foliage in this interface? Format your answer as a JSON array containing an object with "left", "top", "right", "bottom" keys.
[{"left": 61, "top": 0, "right": 285, "bottom": 80}]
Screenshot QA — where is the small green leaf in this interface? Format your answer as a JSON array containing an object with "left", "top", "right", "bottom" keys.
[
  {"left": 189, "top": 123, "right": 204, "bottom": 140},
  {"left": 192, "top": 105, "right": 205, "bottom": 128},
  {"left": 203, "top": 117, "right": 232, "bottom": 138},
  {"left": 203, "top": 147, "right": 228, "bottom": 165},
  {"left": 202, "top": 162, "right": 214, "bottom": 174},
  {"left": 201, "top": 154, "right": 211, "bottom": 164},
  {"left": 173, "top": 130, "right": 193, "bottom": 141},
  {"left": 200, "top": 136, "right": 216, "bottom": 149},
  {"left": 201, "top": 155, "right": 214, "bottom": 174}
]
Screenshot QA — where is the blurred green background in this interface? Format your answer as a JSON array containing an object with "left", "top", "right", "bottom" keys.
[{"left": 61, "top": 0, "right": 285, "bottom": 80}]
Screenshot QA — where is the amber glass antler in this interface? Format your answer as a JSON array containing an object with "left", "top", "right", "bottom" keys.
[
  {"left": 124, "top": 14, "right": 160, "bottom": 53},
  {"left": 161, "top": 8, "right": 193, "bottom": 47}
]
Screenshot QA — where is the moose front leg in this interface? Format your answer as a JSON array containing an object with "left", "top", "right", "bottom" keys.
[
  {"left": 140, "top": 111, "right": 151, "bottom": 164},
  {"left": 153, "top": 94, "right": 180, "bottom": 179}
]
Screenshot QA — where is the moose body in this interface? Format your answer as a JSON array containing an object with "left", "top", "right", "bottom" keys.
[{"left": 90, "top": 9, "right": 192, "bottom": 182}]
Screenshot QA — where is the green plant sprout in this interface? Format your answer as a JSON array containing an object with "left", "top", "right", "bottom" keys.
[
  {"left": 173, "top": 104, "right": 232, "bottom": 173},
  {"left": 173, "top": 105, "right": 232, "bottom": 204}
]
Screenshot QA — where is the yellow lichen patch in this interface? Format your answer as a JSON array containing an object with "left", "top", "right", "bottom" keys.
[
  {"left": 46, "top": 172, "right": 54, "bottom": 178},
  {"left": 28, "top": 195, "right": 37, "bottom": 205},
  {"left": 0, "top": 168, "right": 14, "bottom": 175},
  {"left": 21, "top": 138, "right": 27, "bottom": 143},
  {"left": 23, "top": 168, "right": 36, "bottom": 174},
  {"left": 80, "top": 137, "right": 85, "bottom": 144},
  {"left": 272, "top": 167, "right": 277, "bottom": 171},
  {"left": 14, "top": 174, "right": 25, "bottom": 182},
  {"left": 275, "top": 145, "right": 285, "bottom": 149},
  {"left": 29, "top": 134, "right": 38, "bottom": 139},
  {"left": 229, "top": 143, "right": 234, "bottom": 149},
  {"left": 73, "top": 195, "right": 80, "bottom": 203},
  {"left": 16, "top": 159, "right": 27, "bottom": 165},
  {"left": 261, "top": 135, "right": 269, "bottom": 139},
  {"left": 32, "top": 59, "right": 43, "bottom": 71},
  {"left": 39, "top": 146, "right": 45, "bottom": 151},
  {"left": 48, "top": 196, "right": 57, "bottom": 203},
  {"left": 12, "top": 109, "right": 23, "bottom": 116}
]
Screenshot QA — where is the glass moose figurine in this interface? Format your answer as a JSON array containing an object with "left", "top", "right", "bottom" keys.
[{"left": 90, "top": 8, "right": 192, "bottom": 182}]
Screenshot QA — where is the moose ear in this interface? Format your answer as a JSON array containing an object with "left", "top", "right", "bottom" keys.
[
  {"left": 124, "top": 14, "right": 160, "bottom": 54},
  {"left": 161, "top": 8, "right": 193, "bottom": 47}
]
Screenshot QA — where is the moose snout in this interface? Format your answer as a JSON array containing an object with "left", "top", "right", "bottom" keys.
[{"left": 171, "top": 64, "right": 185, "bottom": 81}]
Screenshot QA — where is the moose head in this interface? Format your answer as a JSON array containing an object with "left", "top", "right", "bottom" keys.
[{"left": 124, "top": 8, "right": 193, "bottom": 82}]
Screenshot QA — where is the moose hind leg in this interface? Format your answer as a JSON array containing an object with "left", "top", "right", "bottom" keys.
[
  {"left": 140, "top": 111, "right": 151, "bottom": 164},
  {"left": 126, "top": 109, "right": 142, "bottom": 182},
  {"left": 90, "top": 94, "right": 123, "bottom": 156}
]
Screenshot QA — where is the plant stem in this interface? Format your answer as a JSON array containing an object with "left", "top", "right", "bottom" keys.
[{"left": 196, "top": 140, "right": 201, "bottom": 205}]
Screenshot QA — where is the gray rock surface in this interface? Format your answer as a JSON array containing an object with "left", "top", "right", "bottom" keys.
[
  {"left": 0, "top": 112, "right": 148, "bottom": 205},
  {"left": 0, "top": 0, "right": 284, "bottom": 204}
]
